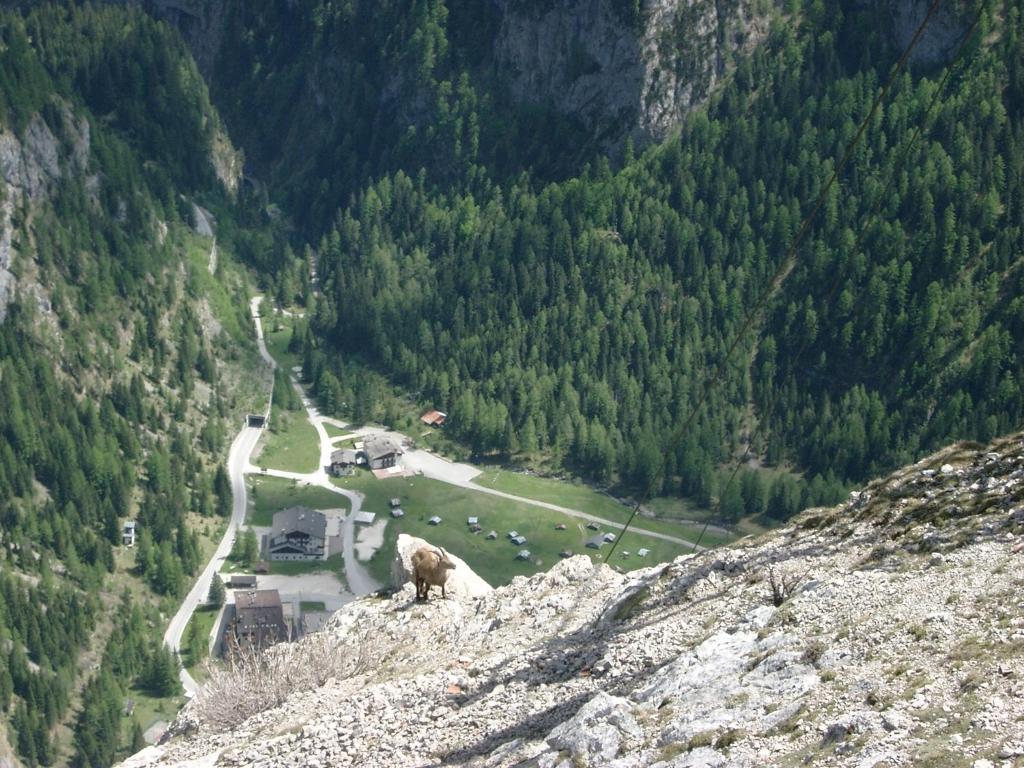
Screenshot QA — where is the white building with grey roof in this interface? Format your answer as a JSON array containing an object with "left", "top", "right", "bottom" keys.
[{"left": 268, "top": 507, "right": 328, "bottom": 561}]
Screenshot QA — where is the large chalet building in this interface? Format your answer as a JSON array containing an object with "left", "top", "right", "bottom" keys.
[{"left": 268, "top": 507, "right": 328, "bottom": 561}]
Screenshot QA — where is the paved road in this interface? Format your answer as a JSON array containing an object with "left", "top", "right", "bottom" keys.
[
  {"left": 245, "top": 301, "right": 383, "bottom": 596},
  {"left": 163, "top": 298, "right": 272, "bottom": 696},
  {"left": 163, "top": 421, "right": 264, "bottom": 695}
]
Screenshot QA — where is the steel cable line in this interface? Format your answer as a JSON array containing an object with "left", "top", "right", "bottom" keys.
[
  {"left": 682, "top": 1, "right": 989, "bottom": 554},
  {"left": 604, "top": 0, "right": 945, "bottom": 562}
]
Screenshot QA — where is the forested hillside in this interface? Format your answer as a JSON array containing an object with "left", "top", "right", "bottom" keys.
[
  {"left": 1, "top": 0, "right": 1022, "bottom": 761},
  {"left": 287, "top": 0, "right": 1022, "bottom": 519},
  {"left": 0, "top": 6, "right": 268, "bottom": 765}
]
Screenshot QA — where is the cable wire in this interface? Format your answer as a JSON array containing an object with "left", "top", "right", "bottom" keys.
[{"left": 604, "top": 0, "right": 945, "bottom": 562}]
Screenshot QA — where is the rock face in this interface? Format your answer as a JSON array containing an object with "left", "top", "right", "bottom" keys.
[
  {"left": 886, "top": 0, "right": 971, "bottom": 65},
  {"left": 121, "top": 433, "right": 1024, "bottom": 768},
  {"left": 494, "top": 0, "right": 772, "bottom": 146},
  {"left": 392, "top": 534, "right": 494, "bottom": 600},
  {"left": 0, "top": 108, "right": 89, "bottom": 320}
]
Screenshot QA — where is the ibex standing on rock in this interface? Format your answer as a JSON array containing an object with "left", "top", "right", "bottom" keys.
[{"left": 411, "top": 546, "right": 456, "bottom": 601}]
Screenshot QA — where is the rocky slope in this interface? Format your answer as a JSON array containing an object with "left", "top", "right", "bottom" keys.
[
  {"left": 0, "top": 106, "right": 88, "bottom": 319},
  {"left": 123, "top": 433, "right": 1024, "bottom": 767},
  {"left": 494, "top": 0, "right": 772, "bottom": 145}
]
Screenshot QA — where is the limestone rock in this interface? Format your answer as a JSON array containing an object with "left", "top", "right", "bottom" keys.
[
  {"left": 117, "top": 433, "right": 1024, "bottom": 768},
  {"left": 392, "top": 534, "right": 494, "bottom": 600},
  {"left": 544, "top": 692, "right": 642, "bottom": 763}
]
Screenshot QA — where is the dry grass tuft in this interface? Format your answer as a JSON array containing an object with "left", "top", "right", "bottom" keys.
[{"left": 190, "top": 627, "right": 379, "bottom": 731}]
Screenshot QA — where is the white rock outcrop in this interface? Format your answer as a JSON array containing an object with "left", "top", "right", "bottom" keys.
[
  {"left": 122, "top": 434, "right": 1024, "bottom": 768},
  {"left": 392, "top": 533, "right": 494, "bottom": 600}
]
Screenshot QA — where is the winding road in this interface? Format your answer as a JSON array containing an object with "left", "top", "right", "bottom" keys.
[
  {"left": 165, "top": 295, "right": 704, "bottom": 696},
  {"left": 164, "top": 297, "right": 381, "bottom": 696}
]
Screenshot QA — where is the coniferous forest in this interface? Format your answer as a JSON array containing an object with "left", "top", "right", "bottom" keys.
[{"left": 0, "top": 0, "right": 1022, "bottom": 764}]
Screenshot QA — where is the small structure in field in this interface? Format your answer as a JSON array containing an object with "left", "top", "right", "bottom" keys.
[
  {"left": 226, "top": 574, "right": 257, "bottom": 589},
  {"left": 353, "top": 510, "right": 376, "bottom": 525},
  {"left": 555, "top": 523, "right": 567, "bottom": 531},
  {"left": 390, "top": 498, "right": 402, "bottom": 508},
  {"left": 419, "top": 409, "right": 447, "bottom": 427},
  {"left": 559, "top": 549, "right": 573, "bottom": 558},
  {"left": 122, "top": 520, "right": 137, "bottom": 547},
  {"left": 603, "top": 532, "right": 616, "bottom": 543},
  {"left": 586, "top": 522, "right": 600, "bottom": 531},
  {"left": 486, "top": 531, "right": 498, "bottom": 540},
  {"left": 507, "top": 530, "right": 520, "bottom": 539},
  {"left": 391, "top": 508, "right": 405, "bottom": 518},
  {"left": 428, "top": 515, "right": 442, "bottom": 526},
  {"left": 516, "top": 550, "right": 531, "bottom": 561},
  {"left": 469, "top": 524, "right": 483, "bottom": 533},
  {"left": 637, "top": 548, "right": 650, "bottom": 557},
  {"left": 510, "top": 535, "right": 527, "bottom": 546},
  {"left": 467, "top": 516, "right": 479, "bottom": 526},
  {"left": 586, "top": 535, "right": 606, "bottom": 550}
]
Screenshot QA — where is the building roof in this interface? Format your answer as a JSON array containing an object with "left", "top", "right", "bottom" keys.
[
  {"left": 516, "top": 550, "right": 531, "bottom": 560},
  {"left": 353, "top": 511, "right": 376, "bottom": 525},
  {"left": 467, "top": 516, "right": 479, "bottom": 524},
  {"left": 507, "top": 530, "right": 519, "bottom": 538},
  {"left": 637, "top": 548, "right": 650, "bottom": 557},
  {"left": 227, "top": 575, "right": 257, "bottom": 587},
  {"left": 420, "top": 409, "right": 447, "bottom": 426},
  {"left": 391, "top": 509, "right": 405, "bottom": 518},
  {"left": 272, "top": 507, "right": 327, "bottom": 539},
  {"left": 428, "top": 515, "right": 442, "bottom": 525},
  {"left": 330, "top": 448, "right": 359, "bottom": 465},
  {"left": 236, "top": 589, "right": 282, "bottom": 610},
  {"left": 390, "top": 498, "right": 402, "bottom": 507},
  {"left": 486, "top": 531, "right": 498, "bottom": 539},
  {"left": 364, "top": 435, "right": 402, "bottom": 461},
  {"left": 586, "top": 535, "right": 606, "bottom": 549},
  {"left": 603, "top": 532, "right": 616, "bottom": 542},
  {"left": 233, "top": 590, "right": 289, "bottom": 647},
  {"left": 511, "top": 535, "right": 527, "bottom": 545}
]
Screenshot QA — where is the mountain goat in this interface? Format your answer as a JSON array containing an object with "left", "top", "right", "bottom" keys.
[{"left": 411, "top": 546, "right": 456, "bottom": 601}]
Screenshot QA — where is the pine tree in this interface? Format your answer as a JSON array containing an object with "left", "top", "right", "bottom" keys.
[
  {"left": 130, "top": 718, "right": 145, "bottom": 753},
  {"left": 143, "top": 644, "right": 179, "bottom": 697},
  {"left": 207, "top": 573, "right": 225, "bottom": 607}
]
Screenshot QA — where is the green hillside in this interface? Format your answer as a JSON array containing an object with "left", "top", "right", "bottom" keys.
[{"left": 0, "top": 7, "right": 271, "bottom": 765}]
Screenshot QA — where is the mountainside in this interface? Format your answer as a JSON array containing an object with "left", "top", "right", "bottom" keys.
[
  {"left": 123, "top": 433, "right": 1024, "bottom": 767},
  {"left": 130, "top": 1, "right": 1023, "bottom": 525},
  {"left": 0, "top": 6, "right": 273, "bottom": 765}
]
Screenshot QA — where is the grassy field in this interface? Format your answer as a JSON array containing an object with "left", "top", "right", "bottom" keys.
[
  {"left": 184, "top": 233, "right": 249, "bottom": 343},
  {"left": 182, "top": 605, "right": 220, "bottom": 677},
  {"left": 262, "top": 312, "right": 302, "bottom": 373},
  {"left": 247, "top": 476, "right": 348, "bottom": 526},
  {"left": 324, "top": 423, "right": 353, "bottom": 439},
  {"left": 332, "top": 473, "right": 693, "bottom": 587},
  {"left": 267, "top": 552, "right": 345, "bottom": 577},
  {"left": 124, "top": 688, "right": 185, "bottom": 746},
  {"left": 474, "top": 470, "right": 736, "bottom": 549},
  {"left": 254, "top": 405, "right": 321, "bottom": 474},
  {"left": 300, "top": 601, "right": 326, "bottom": 612}
]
